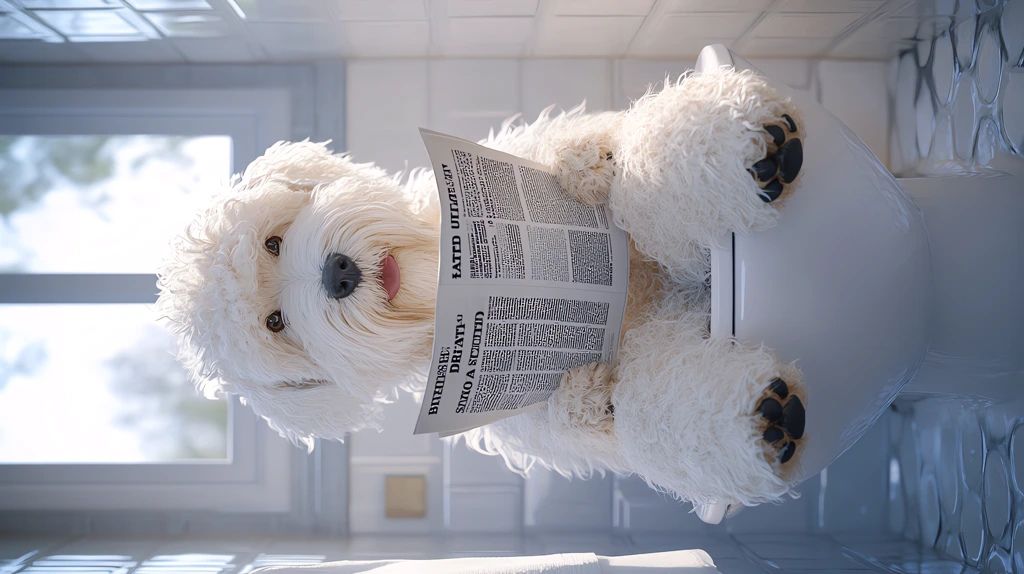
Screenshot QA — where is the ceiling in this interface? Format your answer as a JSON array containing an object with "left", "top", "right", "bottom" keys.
[{"left": 0, "top": 0, "right": 972, "bottom": 63}]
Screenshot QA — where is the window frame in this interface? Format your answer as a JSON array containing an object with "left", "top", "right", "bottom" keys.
[{"left": 0, "top": 87, "right": 296, "bottom": 513}]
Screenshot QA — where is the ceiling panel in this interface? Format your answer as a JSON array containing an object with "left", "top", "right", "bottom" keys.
[
  {"left": 324, "top": 0, "right": 427, "bottom": 21},
  {"left": 553, "top": 0, "right": 655, "bottom": 17},
  {"left": 0, "top": 0, "right": 986, "bottom": 63},
  {"left": 535, "top": 15, "right": 643, "bottom": 57},
  {"left": 754, "top": 12, "right": 865, "bottom": 39},
  {"left": 234, "top": 0, "right": 330, "bottom": 22},
  {"left": 446, "top": 0, "right": 537, "bottom": 18},
  {"left": 340, "top": 20, "right": 429, "bottom": 57}
]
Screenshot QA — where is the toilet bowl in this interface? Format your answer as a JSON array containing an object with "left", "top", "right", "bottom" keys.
[{"left": 693, "top": 45, "right": 935, "bottom": 524}]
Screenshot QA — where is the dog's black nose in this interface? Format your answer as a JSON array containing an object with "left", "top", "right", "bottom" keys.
[{"left": 322, "top": 253, "right": 361, "bottom": 299}]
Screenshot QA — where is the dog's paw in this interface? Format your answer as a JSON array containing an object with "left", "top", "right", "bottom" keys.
[
  {"left": 553, "top": 141, "right": 615, "bottom": 205},
  {"left": 748, "top": 112, "right": 803, "bottom": 203},
  {"left": 754, "top": 377, "right": 806, "bottom": 466}
]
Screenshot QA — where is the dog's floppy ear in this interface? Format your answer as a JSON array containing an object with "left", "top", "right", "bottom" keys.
[
  {"left": 233, "top": 379, "right": 383, "bottom": 452},
  {"left": 238, "top": 140, "right": 389, "bottom": 191}
]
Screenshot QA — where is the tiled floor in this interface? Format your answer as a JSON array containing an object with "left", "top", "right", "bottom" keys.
[{"left": 0, "top": 532, "right": 971, "bottom": 573}]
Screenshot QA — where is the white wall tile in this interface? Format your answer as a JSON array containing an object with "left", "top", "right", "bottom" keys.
[
  {"left": 614, "top": 59, "right": 696, "bottom": 108},
  {"left": 429, "top": 59, "right": 520, "bottom": 141},
  {"left": 73, "top": 38, "right": 183, "bottom": 62},
  {"left": 739, "top": 37, "right": 832, "bottom": 58},
  {"left": 346, "top": 59, "right": 430, "bottom": 174},
  {"left": 172, "top": 37, "right": 260, "bottom": 62},
  {"left": 0, "top": 40, "right": 83, "bottom": 62},
  {"left": 348, "top": 462, "right": 444, "bottom": 534},
  {"left": 448, "top": 444, "right": 523, "bottom": 487},
  {"left": 523, "top": 470, "right": 613, "bottom": 529},
  {"left": 744, "top": 58, "right": 814, "bottom": 90},
  {"left": 448, "top": 487, "right": 522, "bottom": 532},
  {"left": 521, "top": 59, "right": 611, "bottom": 120},
  {"left": 613, "top": 475, "right": 708, "bottom": 532},
  {"left": 724, "top": 478, "right": 819, "bottom": 533},
  {"left": 349, "top": 393, "right": 440, "bottom": 459},
  {"left": 818, "top": 59, "right": 890, "bottom": 166}
]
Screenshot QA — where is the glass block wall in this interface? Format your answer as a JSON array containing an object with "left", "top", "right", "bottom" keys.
[
  {"left": 890, "top": 0, "right": 1024, "bottom": 174},
  {"left": 888, "top": 3, "right": 1023, "bottom": 573},
  {"left": 892, "top": 397, "right": 1024, "bottom": 573}
]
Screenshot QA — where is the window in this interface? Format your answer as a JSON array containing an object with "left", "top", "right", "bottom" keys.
[
  {"left": 0, "top": 135, "right": 231, "bottom": 465},
  {"left": 0, "top": 88, "right": 294, "bottom": 512}
]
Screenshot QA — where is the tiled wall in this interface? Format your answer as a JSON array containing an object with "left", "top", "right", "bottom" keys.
[
  {"left": 345, "top": 56, "right": 891, "bottom": 174},
  {"left": 344, "top": 54, "right": 895, "bottom": 537}
]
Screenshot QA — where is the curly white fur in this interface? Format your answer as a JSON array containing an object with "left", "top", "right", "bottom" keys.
[
  {"left": 158, "top": 141, "right": 439, "bottom": 450},
  {"left": 158, "top": 67, "right": 806, "bottom": 505}
]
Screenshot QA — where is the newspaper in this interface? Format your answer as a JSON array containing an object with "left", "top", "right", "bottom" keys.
[{"left": 413, "top": 129, "right": 630, "bottom": 436}]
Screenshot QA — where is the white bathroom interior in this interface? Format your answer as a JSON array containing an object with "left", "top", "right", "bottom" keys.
[{"left": 0, "top": 0, "right": 1022, "bottom": 572}]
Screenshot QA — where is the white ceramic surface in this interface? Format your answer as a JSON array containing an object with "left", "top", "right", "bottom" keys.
[
  {"left": 898, "top": 166, "right": 1024, "bottom": 404},
  {"left": 698, "top": 45, "right": 933, "bottom": 520}
]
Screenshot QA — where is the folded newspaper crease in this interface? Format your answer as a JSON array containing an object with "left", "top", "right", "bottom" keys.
[{"left": 414, "top": 129, "right": 630, "bottom": 436}]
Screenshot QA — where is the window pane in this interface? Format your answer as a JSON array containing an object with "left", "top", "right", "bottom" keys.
[
  {"left": 0, "top": 304, "right": 228, "bottom": 463},
  {"left": 0, "top": 135, "right": 231, "bottom": 273}
]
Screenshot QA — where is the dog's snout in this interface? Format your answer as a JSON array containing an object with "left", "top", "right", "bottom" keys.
[{"left": 322, "top": 253, "right": 361, "bottom": 299}]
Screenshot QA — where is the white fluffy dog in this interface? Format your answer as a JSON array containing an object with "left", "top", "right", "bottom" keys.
[{"left": 158, "top": 68, "right": 808, "bottom": 508}]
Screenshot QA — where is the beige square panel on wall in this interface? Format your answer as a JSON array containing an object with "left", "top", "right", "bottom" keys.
[{"left": 385, "top": 475, "right": 427, "bottom": 519}]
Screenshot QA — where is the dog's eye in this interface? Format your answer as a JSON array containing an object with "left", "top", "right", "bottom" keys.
[
  {"left": 266, "top": 311, "right": 285, "bottom": 332},
  {"left": 264, "top": 236, "right": 282, "bottom": 257}
]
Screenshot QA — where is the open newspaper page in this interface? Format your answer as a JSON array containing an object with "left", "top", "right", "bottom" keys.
[{"left": 413, "top": 129, "right": 629, "bottom": 436}]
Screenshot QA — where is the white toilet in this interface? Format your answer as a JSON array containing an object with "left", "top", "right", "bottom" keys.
[{"left": 693, "top": 45, "right": 1024, "bottom": 524}]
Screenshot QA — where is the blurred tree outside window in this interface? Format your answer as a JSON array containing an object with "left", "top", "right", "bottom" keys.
[{"left": 0, "top": 135, "right": 232, "bottom": 463}]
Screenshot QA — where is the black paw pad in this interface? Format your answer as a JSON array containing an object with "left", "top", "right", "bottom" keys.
[
  {"left": 777, "top": 139, "right": 803, "bottom": 184},
  {"left": 756, "top": 397, "right": 783, "bottom": 423},
  {"left": 782, "top": 396, "right": 805, "bottom": 439},
  {"left": 764, "top": 125, "right": 785, "bottom": 147},
  {"left": 760, "top": 180, "right": 783, "bottom": 203},
  {"left": 780, "top": 441, "right": 797, "bottom": 464},
  {"left": 750, "top": 114, "right": 803, "bottom": 202},
  {"left": 782, "top": 114, "right": 797, "bottom": 133},
  {"left": 768, "top": 377, "right": 789, "bottom": 399},
  {"left": 763, "top": 426, "right": 784, "bottom": 444},
  {"left": 751, "top": 158, "right": 778, "bottom": 182},
  {"left": 757, "top": 378, "right": 805, "bottom": 466}
]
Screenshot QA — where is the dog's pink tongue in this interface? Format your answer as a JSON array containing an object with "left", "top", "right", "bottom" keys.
[{"left": 381, "top": 255, "right": 400, "bottom": 301}]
